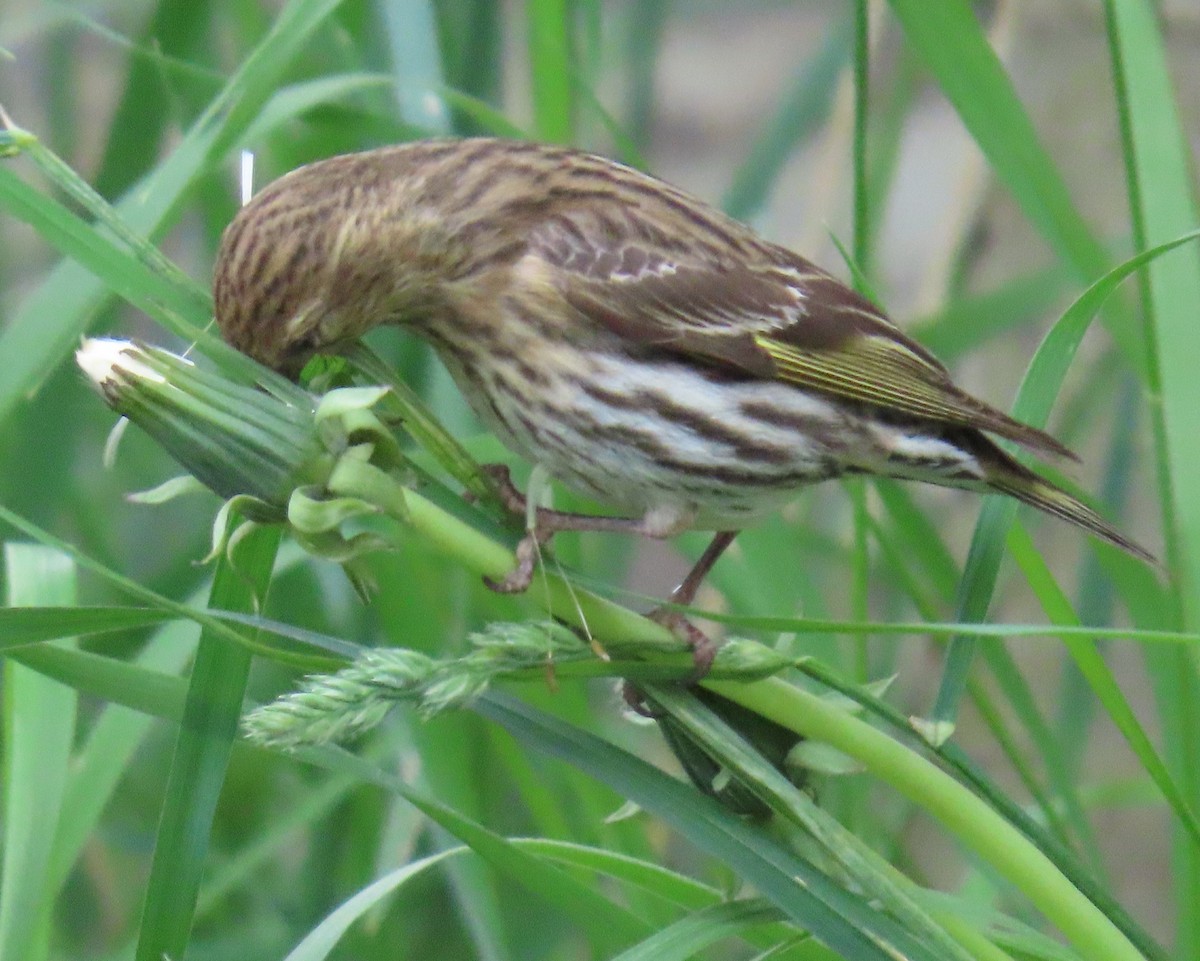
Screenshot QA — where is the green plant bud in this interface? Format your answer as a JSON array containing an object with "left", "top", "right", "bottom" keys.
[{"left": 76, "top": 338, "right": 328, "bottom": 516}]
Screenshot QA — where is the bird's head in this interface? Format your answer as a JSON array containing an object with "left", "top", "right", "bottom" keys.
[{"left": 213, "top": 149, "right": 471, "bottom": 377}]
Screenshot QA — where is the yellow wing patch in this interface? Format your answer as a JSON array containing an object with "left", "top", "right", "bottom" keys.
[
  {"left": 753, "top": 333, "right": 1075, "bottom": 460},
  {"left": 755, "top": 333, "right": 967, "bottom": 420}
]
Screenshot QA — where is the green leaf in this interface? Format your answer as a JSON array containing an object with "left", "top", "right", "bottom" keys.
[
  {"left": 0, "top": 544, "right": 77, "bottom": 961},
  {"left": 1008, "top": 523, "right": 1200, "bottom": 853},
  {"left": 722, "top": 17, "right": 850, "bottom": 222},
  {"left": 282, "top": 849, "right": 463, "bottom": 960},
  {"left": 377, "top": 0, "right": 450, "bottom": 133},
  {"left": 611, "top": 899, "right": 782, "bottom": 961},
  {"left": 477, "top": 693, "right": 937, "bottom": 961},
  {"left": 134, "top": 524, "right": 280, "bottom": 961},
  {"left": 0, "top": 0, "right": 354, "bottom": 425},
  {"left": 0, "top": 605, "right": 174, "bottom": 647},
  {"left": 526, "top": 0, "right": 574, "bottom": 142},
  {"left": 286, "top": 744, "right": 652, "bottom": 956},
  {"left": 932, "top": 230, "right": 1200, "bottom": 727},
  {"left": 884, "top": 0, "right": 1142, "bottom": 371}
]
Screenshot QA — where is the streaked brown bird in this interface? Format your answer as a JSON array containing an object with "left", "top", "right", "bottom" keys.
[{"left": 214, "top": 138, "right": 1152, "bottom": 643}]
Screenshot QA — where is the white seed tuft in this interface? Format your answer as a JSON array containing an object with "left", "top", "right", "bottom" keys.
[{"left": 75, "top": 338, "right": 173, "bottom": 389}]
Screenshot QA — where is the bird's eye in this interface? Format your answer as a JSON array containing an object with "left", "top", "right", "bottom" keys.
[
  {"left": 291, "top": 332, "right": 322, "bottom": 355},
  {"left": 271, "top": 333, "right": 321, "bottom": 379}
]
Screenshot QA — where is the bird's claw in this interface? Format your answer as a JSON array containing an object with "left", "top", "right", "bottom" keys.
[
  {"left": 620, "top": 613, "right": 716, "bottom": 717},
  {"left": 474, "top": 464, "right": 538, "bottom": 592},
  {"left": 481, "top": 463, "right": 529, "bottom": 515},
  {"left": 649, "top": 608, "right": 718, "bottom": 681},
  {"left": 483, "top": 530, "right": 538, "bottom": 594},
  {"left": 620, "top": 681, "right": 663, "bottom": 718}
]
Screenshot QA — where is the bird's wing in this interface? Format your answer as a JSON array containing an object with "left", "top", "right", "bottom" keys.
[{"left": 533, "top": 221, "right": 1072, "bottom": 460}]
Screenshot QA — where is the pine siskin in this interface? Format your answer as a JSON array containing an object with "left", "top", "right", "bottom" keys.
[{"left": 213, "top": 137, "right": 1153, "bottom": 624}]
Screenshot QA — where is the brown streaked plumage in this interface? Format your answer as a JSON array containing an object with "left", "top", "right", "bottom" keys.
[{"left": 214, "top": 137, "right": 1153, "bottom": 620}]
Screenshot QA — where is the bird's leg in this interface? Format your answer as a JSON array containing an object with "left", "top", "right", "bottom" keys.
[
  {"left": 648, "top": 530, "right": 739, "bottom": 678},
  {"left": 478, "top": 463, "right": 533, "bottom": 515},
  {"left": 481, "top": 464, "right": 695, "bottom": 592},
  {"left": 479, "top": 465, "right": 734, "bottom": 678},
  {"left": 621, "top": 531, "right": 741, "bottom": 714},
  {"left": 667, "top": 530, "right": 739, "bottom": 608}
]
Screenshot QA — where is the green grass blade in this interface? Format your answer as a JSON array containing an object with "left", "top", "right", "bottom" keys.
[
  {"left": 0, "top": 164, "right": 209, "bottom": 328},
  {"left": 134, "top": 524, "right": 280, "bottom": 961},
  {"left": 721, "top": 17, "right": 851, "bottom": 223},
  {"left": 668, "top": 604, "right": 1200, "bottom": 646},
  {"left": 648, "top": 686, "right": 975, "bottom": 961},
  {"left": 194, "top": 766, "right": 360, "bottom": 917},
  {"left": 477, "top": 693, "right": 943, "bottom": 961},
  {"left": 884, "top": 0, "right": 1142, "bottom": 373},
  {"left": 0, "top": 0, "right": 352, "bottom": 423},
  {"left": 622, "top": 0, "right": 668, "bottom": 150},
  {"left": 975, "top": 642, "right": 1100, "bottom": 861},
  {"left": 438, "top": 0, "right": 502, "bottom": 116},
  {"left": 912, "top": 266, "right": 1073, "bottom": 362},
  {"left": 281, "top": 848, "right": 463, "bottom": 960},
  {"left": 238, "top": 73, "right": 397, "bottom": 147},
  {"left": 438, "top": 86, "right": 530, "bottom": 139},
  {"left": 0, "top": 544, "right": 77, "bottom": 961},
  {"left": 89, "top": 0, "right": 218, "bottom": 199},
  {"left": 524, "top": 839, "right": 720, "bottom": 909},
  {"left": 0, "top": 605, "right": 174, "bottom": 646},
  {"left": 526, "top": 0, "right": 574, "bottom": 142},
  {"left": 0, "top": 501, "right": 338, "bottom": 667},
  {"left": 1103, "top": 0, "right": 1200, "bottom": 600},
  {"left": 288, "top": 743, "right": 652, "bottom": 955},
  {"left": 932, "top": 230, "right": 1200, "bottom": 729},
  {"left": 1055, "top": 376, "right": 1140, "bottom": 777},
  {"left": 7, "top": 643, "right": 185, "bottom": 721},
  {"left": 698, "top": 677, "right": 1145, "bottom": 961},
  {"left": 1103, "top": 6, "right": 1200, "bottom": 950},
  {"left": 795, "top": 660, "right": 1168, "bottom": 961},
  {"left": 1009, "top": 523, "right": 1200, "bottom": 852},
  {"left": 47, "top": 620, "right": 198, "bottom": 896},
  {"left": 612, "top": 899, "right": 781, "bottom": 961},
  {"left": 378, "top": 0, "right": 450, "bottom": 133}
]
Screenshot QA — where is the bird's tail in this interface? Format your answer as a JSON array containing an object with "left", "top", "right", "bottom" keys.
[{"left": 978, "top": 438, "right": 1155, "bottom": 565}]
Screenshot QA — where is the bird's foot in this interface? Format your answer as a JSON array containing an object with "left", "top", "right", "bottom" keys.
[
  {"left": 482, "top": 529, "right": 542, "bottom": 594},
  {"left": 620, "top": 680, "right": 663, "bottom": 718},
  {"left": 641, "top": 529, "right": 737, "bottom": 679},
  {"left": 478, "top": 464, "right": 546, "bottom": 593},
  {"left": 479, "top": 463, "right": 529, "bottom": 515},
  {"left": 619, "top": 610, "right": 716, "bottom": 718},
  {"left": 476, "top": 466, "right": 696, "bottom": 596},
  {"left": 649, "top": 607, "right": 718, "bottom": 681}
]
